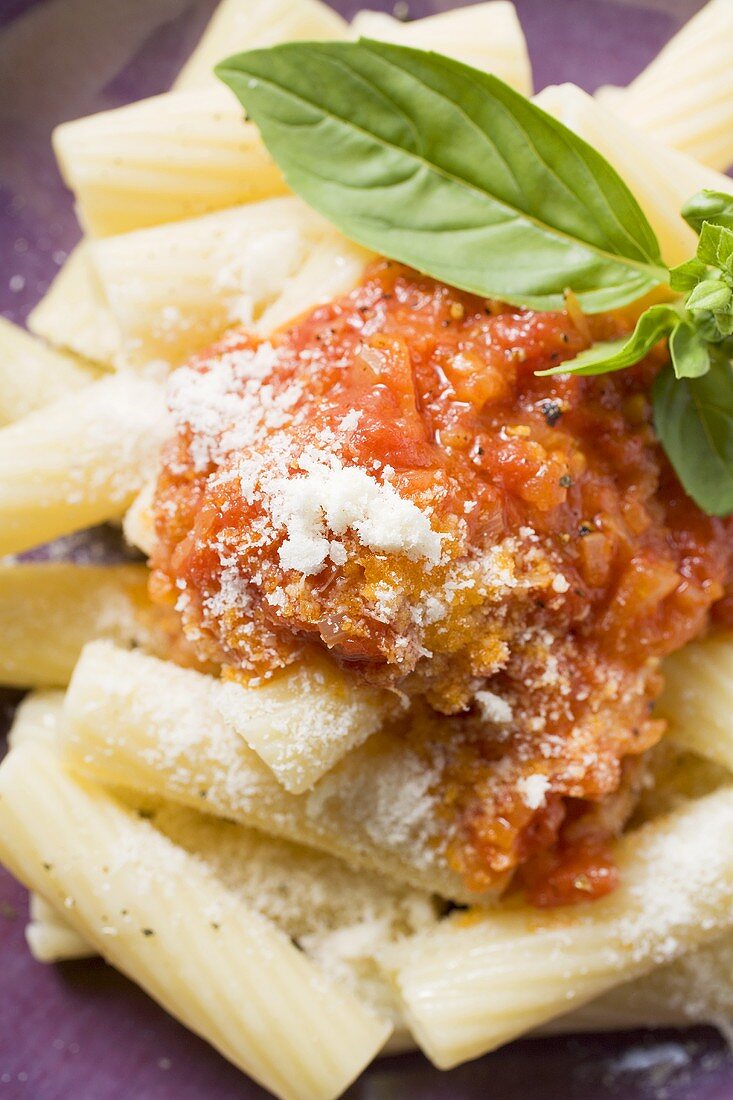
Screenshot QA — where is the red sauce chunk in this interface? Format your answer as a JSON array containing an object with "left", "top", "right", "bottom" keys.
[{"left": 150, "top": 261, "right": 733, "bottom": 901}]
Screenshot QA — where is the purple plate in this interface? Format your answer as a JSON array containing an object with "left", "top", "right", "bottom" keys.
[{"left": 2, "top": 1, "right": 731, "bottom": 1097}]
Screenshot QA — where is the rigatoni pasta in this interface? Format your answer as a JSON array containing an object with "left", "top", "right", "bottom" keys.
[
  {"left": 389, "top": 789, "right": 733, "bottom": 1067},
  {"left": 0, "top": 741, "right": 390, "bottom": 1100},
  {"left": 0, "top": 316, "right": 97, "bottom": 425},
  {"left": 26, "top": 891, "right": 96, "bottom": 964},
  {"left": 350, "top": 2, "right": 532, "bottom": 95},
  {"left": 655, "top": 632, "right": 733, "bottom": 773},
  {"left": 214, "top": 652, "right": 395, "bottom": 792},
  {"left": 27, "top": 243, "right": 124, "bottom": 368},
  {"left": 53, "top": 87, "right": 289, "bottom": 238},
  {"left": 534, "top": 82, "right": 733, "bottom": 267},
  {"left": 6, "top": 1, "right": 733, "bottom": 1096},
  {"left": 551, "top": 932, "right": 733, "bottom": 1035},
  {"left": 88, "top": 197, "right": 371, "bottom": 366},
  {"left": 0, "top": 375, "right": 168, "bottom": 556},
  {"left": 0, "top": 563, "right": 151, "bottom": 688},
  {"left": 174, "top": 0, "right": 348, "bottom": 91},
  {"left": 598, "top": 0, "right": 733, "bottom": 171},
  {"left": 53, "top": 2, "right": 532, "bottom": 241},
  {"left": 61, "top": 641, "right": 485, "bottom": 902},
  {"left": 12, "top": 694, "right": 438, "bottom": 1027}
]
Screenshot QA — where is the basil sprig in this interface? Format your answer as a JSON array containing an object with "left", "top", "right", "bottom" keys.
[
  {"left": 217, "top": 42, "right": 733, "bottom": 516},
  {"left": 654, "top": 358, "right": 733, "bottom": 517},
  {"left": 217, "top": 41, "right": 665, "bottom": 313}
]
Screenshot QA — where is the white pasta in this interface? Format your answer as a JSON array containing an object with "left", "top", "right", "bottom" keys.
[
  {"left": 0, "top": 374, "right": 168, "bottom": 556},
  {"left": 534, "top": 83, "right": 733, "bottom": 267},
  {"left": 0, "top": 741, "right": 390, "bottom": 1100},
  {"left": 13, "top": 691, "right": 436, "bottom": 1030},
  {"left": 656, "top": 632, "right": 733, "bottom": 774},
  {"left": 7, "top": 2, "right": 733, "bottom": 1087},
  {"left": 351, "top": 2, "right": 532, "bottom": 95},
  {"left": 0, "top": 316, "right": 97, "bottom": 425},
  {"left": 27, "top": 243, "right": 124, "bottom": 368},
  {"left": 0, "top": 563, "right": 151, "bottom": 689},
  {"left": 53, "top": 2, "right": 530, "bottom": 242},
  {"left": 215, "top": 653, "right": 393, "bottom": 793},
  {"left": 122, "top": 478, "right": 157, "bottom": 556},
  {"left": 61, "top": 641, "right": 488, "bottom": 903},
  {"left": 174, "top": 0, "right": 348, "bottom": 91},
  {"left": 89, "top": 197, "right": 371, "bottom": 367},
  {"left": 27, "top": 887, "right": 96, "bottom": 963},
  {"left": 53, "top": 87, "right": 289, "bottom": 238},
  {"left": 548, "top": 932, "right": 733, "bottom": 1036},
  {"left": 8, "top": 690, "right": 66, "bottom": 750},
  {"left": 26, "top": 914, "right": 96, "bottom": 964},
  {"left": 388, "top": 788, "right": 733, "bottom": 1068},
  {"left": 598, "top": 0, "right": 733, "bottom": 171}
]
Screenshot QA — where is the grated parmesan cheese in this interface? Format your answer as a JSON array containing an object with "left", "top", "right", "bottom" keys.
[
  {"left": 517, "top": 773, "right": 550, "bottom": 810},
  {"left": 267, "top": 451, "right": 443, "bottom": 576},
  {"left": 475, "top": 690, "right": 513, "bottom": 725}
]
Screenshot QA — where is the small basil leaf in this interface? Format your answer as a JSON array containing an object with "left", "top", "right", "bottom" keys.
[
  {"left": 682, "top": 190, "right": 733, "bottom": 235},
  {"left": 669, "top": 258, "right": 707, "bottom": 294},
  {"left": 694, "top": 310, "right": 730, "bottom": 344},
  {"left": 217, "top": 41, "right": 667, "bottom": 313},
  {"left": 669, "top": 321, "right": 711, "bottom": 379},
  {"left": 697, "top": 222, "right": 733, "bottom": 272},
  {"left": 686, "top": 278, "right": 732, "bottom": 313},
  {"left": 537, "top": 304, "right": 680, "bottom": 377},
  {"left": 714, "top": 311, "right": 733, "bottom": 338},
  {"left": 653, "top": 358, "right": 733, "bottom": 516}
]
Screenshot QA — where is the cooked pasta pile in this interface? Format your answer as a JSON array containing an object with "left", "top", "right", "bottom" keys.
[{"left": 2, "top": 2, "right": 733, "bottom": 1098}]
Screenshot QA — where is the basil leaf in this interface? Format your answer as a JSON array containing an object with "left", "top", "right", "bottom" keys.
[
  {"left": 653, "top": 358, "right": 733, "bottom": 516},
  {"left": 697, "top": 223, "right": 733, "bottom": 274},
  {"left": 217, "top": 41, "right": 666, "bottom": 313},
  {"left": 715, "top": 312, "right": 733, "bottom": 338},
  {"left": 669, "top": 258, "right": 707, "bottom": 294},
  {"left": 682, "top": 190, "right": 733, "bottom": 235},
  {"left": 669, "top": 321, "right": 711, "bottom": 379},
  {"left": 537, "top": 304, "right": 679, "bottom": 377},
  {"left": 686, "top": 278, "right": 732, "bottom": 314},
  {"left": 695, "top": 310, "right": 733, "bottom": 344}
]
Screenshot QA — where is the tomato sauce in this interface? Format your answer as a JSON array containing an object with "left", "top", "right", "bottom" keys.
[{"left": 151, "top": 261, "right": 733, "bottom": 902}]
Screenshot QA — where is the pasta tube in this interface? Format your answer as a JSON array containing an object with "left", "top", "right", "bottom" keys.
[
  {"left": 62, "top": 641, "right": 482, "bottom": 902},
  {"left": 27, "top": 243, "right": 124, "bottom": 368},
  {"left": 215, "top": 653, "right": 393, "bottom": 793},
  {"left": 53, "top": 3, "right": 529, "bottom": 239},
  {"left": 549, "top": 932, "right": 733, "bottom": 1035},
  {"left": 16, "top": 690, "right": 435, "bottom": 1022},
  {"left": 656, "top": 632, "right": 733, "bottom": 773},
  {"left": 8, "top": 690, "right": 65, "bottom": 749},
  {"left": 12, "top": 693, "right": 436, "bottom": 1030},
  {"left": 0, "top": 563, "right": 151, "bottom": 689},
  {"left": 26, "top": 890, "right": 95, "bottom": 964},
  {"left": 122, "top": 479, "right": 156, "bottom": 556},
  {"left": 21, "top": 696, "right": 733, "bottom": 1041},
  {"left": 0, "top": 743, "right": 390, "bottom": 1100},
  {"left": 0, "top": 316, "right": 97, "bottom": 425},
  {"left": 26, "top": 916, "right": 95, "bottom": 964},
  {"left": 351, "top": 2, "right": 532, "bottom": 96},
  {"left": 89, "top": 197, "right": 371, "bottom": 367},
  {"left": 174, "top": 0, "right": 348, "bottom": 91},
  {"left": 3, "top": 556, "right": 389, "bottom": 778},
  {"left": 534, "top": 83, "right": 733, "bottom": 267},
  {"left": 598, "top": 0, "right": 733, "bottom": 171},
  {"left": 389, "top": 788, "right": 733, "bottom": 1067},
  {"left": 0, "top": 375, "right": 168, "bottom": 556},
  {"left": 53, "top": 87, "right": 289, "bottom": 238}
]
